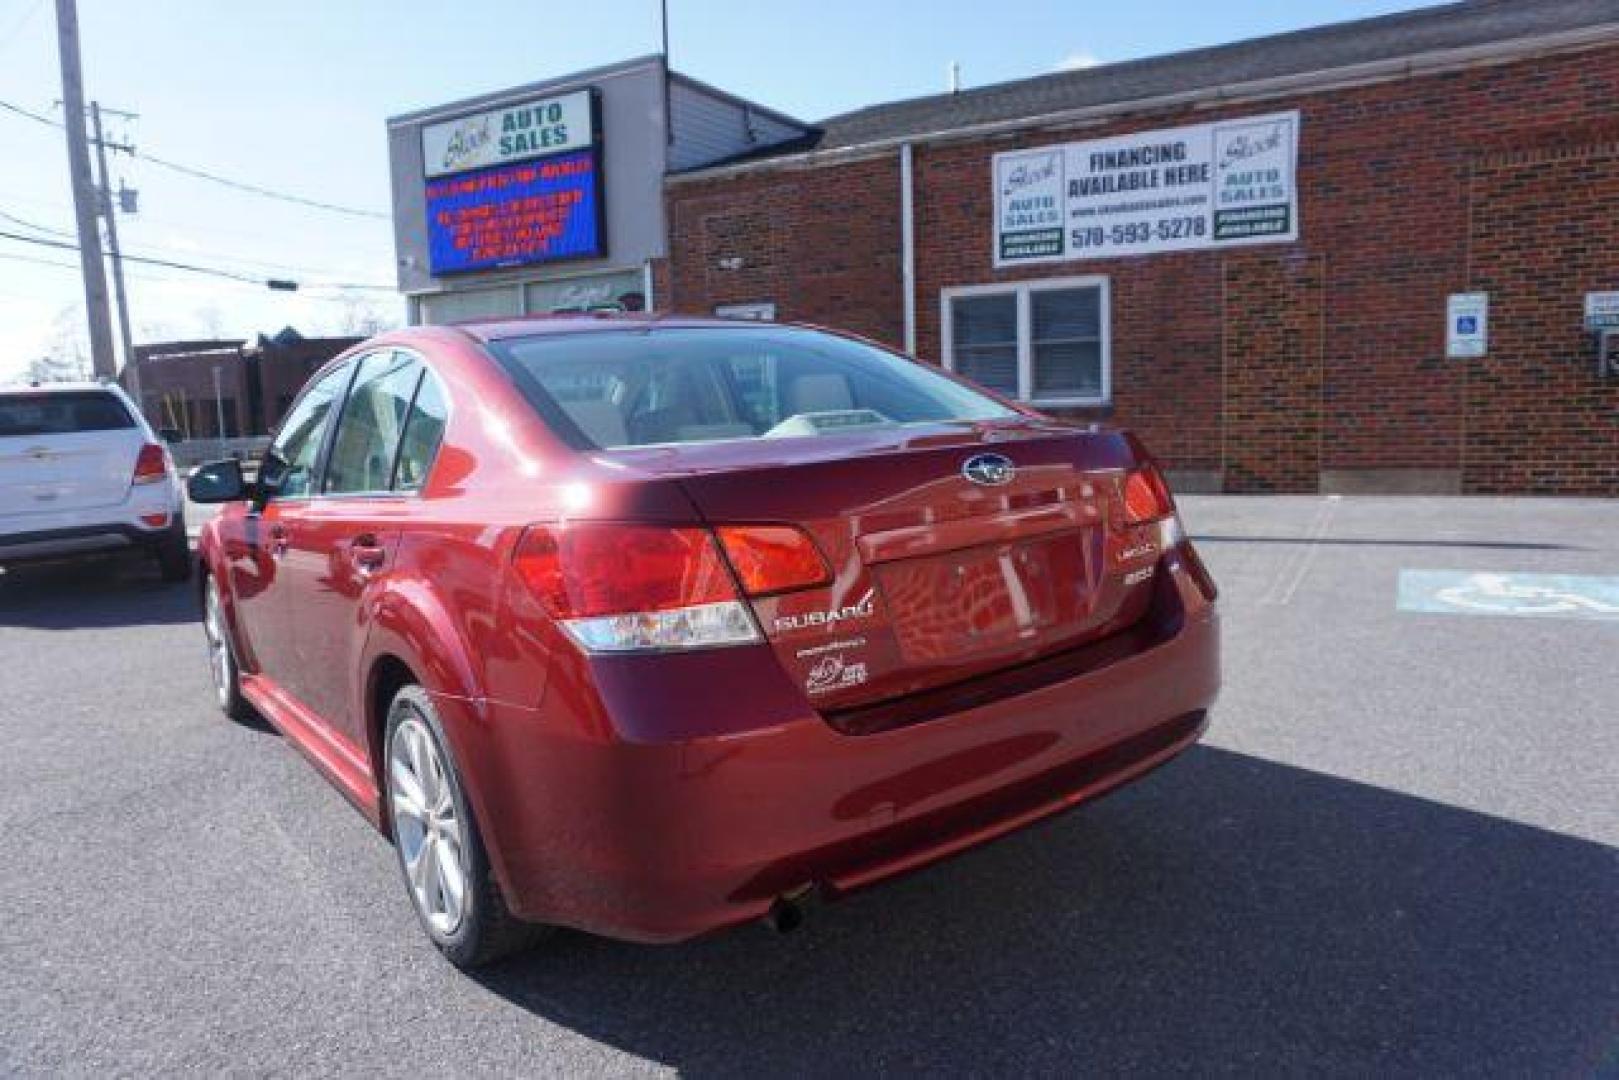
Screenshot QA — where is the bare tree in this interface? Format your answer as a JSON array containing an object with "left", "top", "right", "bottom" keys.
[
  {"left": 29, "top": 306, "right": 93, "bottom": 382},
  {"left": 333, "top": 290, "right": 399, "bottom": 338},
  {"left": 194, "top": 304, "right": 227, "bottom": 339},
  {"left": 26, "top": 355, "right": 86, "bottom": 383},
  {"left": 137, "top": 318, "right": 177, "bottom": 345}
]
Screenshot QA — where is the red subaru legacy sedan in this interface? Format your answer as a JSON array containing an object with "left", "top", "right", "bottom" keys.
[{"left": 189, "top": 315, "right": 1219, "bottom": 968}]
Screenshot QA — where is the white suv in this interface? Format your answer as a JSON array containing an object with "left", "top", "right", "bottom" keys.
[{"left": 0, "top": 381, "right": 190, "bottom": 581}]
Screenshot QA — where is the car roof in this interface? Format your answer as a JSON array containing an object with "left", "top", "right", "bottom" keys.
[
  {"left": 447, "top": 312, "right": 777, "bottom": 344},
  {"left": 0, "top": 380, "right": 120, "bottom": 395}
]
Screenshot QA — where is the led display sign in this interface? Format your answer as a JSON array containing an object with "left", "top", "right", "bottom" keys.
[{"left": 424, "top": 149, "right": 604, "bottom": 274}]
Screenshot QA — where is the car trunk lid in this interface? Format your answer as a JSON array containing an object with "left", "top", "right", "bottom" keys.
[
  {"left": 0, "top": 430, "right": 145, "bottom": 520},
  {"left": 0, "top": 391, "right": 147, "bottom": 521},
  {"left": 605, "top": 421, "right": 1167, "bottom": 709}
]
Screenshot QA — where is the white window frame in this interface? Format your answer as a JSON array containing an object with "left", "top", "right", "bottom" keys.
[{"left": 940, "top": 275, "right": 1111, "bottom": 407}]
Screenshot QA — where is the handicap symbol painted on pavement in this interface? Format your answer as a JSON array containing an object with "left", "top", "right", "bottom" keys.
[{"left": 1397, "top": 570, "right": 1619, "bottom": 622}]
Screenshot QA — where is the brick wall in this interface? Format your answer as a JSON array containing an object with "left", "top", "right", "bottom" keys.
[
  {"left": 1222, "top": 255, "right": 1326, "bottom": 492},
  {"left": 1463, "top": 140, "right": 1619, "bottom": 495},
  {"left": 666, "top": 156, "right": 904, "bottom": 346},
  {"left": 666, "top": 45, "right": 1619, "bottom": 494}
]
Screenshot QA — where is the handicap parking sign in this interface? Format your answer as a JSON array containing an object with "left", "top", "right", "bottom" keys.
[{"left": 1398, "top": 570, "right": 1619, "bottom": 621}]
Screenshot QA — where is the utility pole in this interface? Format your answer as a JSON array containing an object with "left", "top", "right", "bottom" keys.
[
  {"left": 211, "top": 365, "right": 225, "bottom": 441},
  {"left": 53, "top": 0, "right": 116, "bottom": 380},
  {"left": 89, "top": 101, "right": 141, "bottom": 408},
  {"left": 660, "top": 0, "right": 672, "bottom": 148}
]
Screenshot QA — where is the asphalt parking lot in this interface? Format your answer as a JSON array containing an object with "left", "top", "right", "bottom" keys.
[{"left": 1, "top": 496, "right": 1615, "bottom": 1076}]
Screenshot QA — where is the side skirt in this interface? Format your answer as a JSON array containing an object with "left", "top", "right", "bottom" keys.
[{"left": 240, "top": 674, "right": 384, "bottom": 830}]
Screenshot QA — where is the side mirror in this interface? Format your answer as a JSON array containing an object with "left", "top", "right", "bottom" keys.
[
  {"left": 187, "top": 459, "right": 247, "bottom": 504},
  {"left": 256, "top": 449, "right": 288, "bottom": 499},
  {"left": 158, "top": 427, "right": 183, "bottom": 445}
]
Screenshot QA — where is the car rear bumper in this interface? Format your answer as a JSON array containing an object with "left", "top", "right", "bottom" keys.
[
  {"left": 455, "top": 542, "right": 1220, "bottom": 943},
  {"left": 0, "top": 518, "right": 183, "bottom": 564}
]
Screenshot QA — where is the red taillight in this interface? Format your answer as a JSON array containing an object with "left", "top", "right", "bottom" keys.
[
  {"left": 512, "top": 523, "right": 760, "bottom": 652},
  {"left": 132, "top": 443, "right": 168, "bottom": 486},
  {"left": 1122, "top": 464, "right": 1175, "bottom": 525},
  {"left": 715, "top": 525, "right": 830, "bottom": 597},
  {"left": 514, "top": 524, "right": 735, "bottom": 618}
]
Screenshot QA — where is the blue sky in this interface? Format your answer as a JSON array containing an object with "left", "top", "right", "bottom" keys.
[{"left": 0, "top": 0, "right": 1447, "bottom": 378}]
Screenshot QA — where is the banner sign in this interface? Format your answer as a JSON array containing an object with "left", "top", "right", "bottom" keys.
[
  {"left": 422, "top": 89, "right": 595, "bottom": 179},
  {"left": 993, "top": 110, "right": 1300, "bottom": 266},
  {"left": 425, "top": 150, "right": 604, "bottom": 274}
]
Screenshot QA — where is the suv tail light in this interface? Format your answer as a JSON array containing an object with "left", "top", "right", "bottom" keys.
[
  {"left": 513, "top": 524, "right": 760, "bottom": 653},
  {"left": 132, "top": 443, "right": 168, "bottom": 486},
  {"left": 715, "top": 525, "right": 831, "bottom": 597}
]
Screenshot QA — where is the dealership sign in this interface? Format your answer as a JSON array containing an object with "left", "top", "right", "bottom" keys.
[
  {"left": 422, "top": 88, "right": 605, "bottom": 275},
  {"left": 421, "top": 89, "right": 596, "bottom": 179},
  {"left": 993, "top": 111, "right": 1300, "bottom": 265}
]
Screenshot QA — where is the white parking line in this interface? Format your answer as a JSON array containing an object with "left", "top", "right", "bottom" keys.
[{"left": 1260, "top": 496, "right": 1341, "bottom": 606}]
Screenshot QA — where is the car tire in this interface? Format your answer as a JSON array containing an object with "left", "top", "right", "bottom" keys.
[
  {"left": 157, "top": 528, "right": 192, "bottom": 584},
  {"left": 384, "top": 685, "right": 548, "bottom": 969},
  {"left": 202, "top": 574, "right": 255, "bottom": 724}
]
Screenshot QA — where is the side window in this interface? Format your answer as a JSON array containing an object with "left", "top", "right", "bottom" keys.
[
  {"left": 266, "top": 361, "right": 354, "bottom": 500},
  {"left": 324, "top": 352, "right": 422, "bottom": 495},
  {"left": 392, "top": 371, "right": 448, "bottom": 493}
]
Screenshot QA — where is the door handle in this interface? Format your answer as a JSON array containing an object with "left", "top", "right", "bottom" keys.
[{"left": 350, "top": 535, "right": 387, "bottom": 574}]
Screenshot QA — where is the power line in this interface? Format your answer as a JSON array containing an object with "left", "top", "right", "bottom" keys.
[
  {"left": 3, "top": 226, "right": 265, "bottom": 283},
  {"left": 136, "top": 151, "right": 389, "bottom": 221},
  {"left": 0, "top": 95, "right": 390, "bottom": 220},
  {"left": 0, "top": 205, "right": 76, "bottom": 239},
  {"left": 0, "top": 249, "right": 81, "bottom": 271},
  {"left": 0, "top": 199, "right": 394, "bottom": 289},
  {"left": 0, "top": 227, "right": 393, "bottom": 291},
  {"left": 0, "top": 97, "right": 53, "bottom": 126},
  {"left": 0, "top": 0, "right": 45, "bottom": 52},
  {"left": 0, "top": 247, "right": 383, "bottom": 306},
  {"left": 0, "top": 185, "right": 392, "bottom": 263},
  {"left": 1, "top": 200, "right": 388, "bottom": 277}
]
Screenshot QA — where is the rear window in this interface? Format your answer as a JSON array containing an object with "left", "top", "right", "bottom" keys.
[
  {"left": 0, "top": 391, "right": 135, "bottom": 437},
  {"left": 489, "top": 326, "right": 1015, "bottom": 449}
]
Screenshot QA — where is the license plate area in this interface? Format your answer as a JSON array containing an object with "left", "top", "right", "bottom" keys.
[{"left": 876, "top": 530, "right": 1098, "bottom": 664}]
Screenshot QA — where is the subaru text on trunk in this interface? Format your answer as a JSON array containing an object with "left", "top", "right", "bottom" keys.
[{"left": 189, "top": 316, "right": 1220, "bottom": 968}]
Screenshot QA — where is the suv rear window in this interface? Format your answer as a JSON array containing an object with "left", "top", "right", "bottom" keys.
[
  {"left": 0, "top": 391, "right": 135, "bottom": 437},
  {"left": 490, "top": 326, "right": 1015, "bottom": 449}
]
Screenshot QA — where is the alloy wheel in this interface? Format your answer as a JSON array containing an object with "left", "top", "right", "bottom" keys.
[
  {"left": 388, "top": 716, "right": 469, "bottom": 936},
  {"left": 203, "top": 580, "right": 234, "bottom": 708}
]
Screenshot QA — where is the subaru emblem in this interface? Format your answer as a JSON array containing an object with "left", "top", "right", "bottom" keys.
[{"left": 962, "top": 453, "right": 1015, "bottom": 486}]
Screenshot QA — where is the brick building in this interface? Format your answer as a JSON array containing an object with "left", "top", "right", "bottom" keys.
[
  {"left": 659, "top": 1, "right": 1619, "bottom": 495},
  {"left": 391, "top": 1, "right": 1619, "bottom": 494},
  {"left": 125, "top": 329, "right": 362, "bottom": 439}
]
